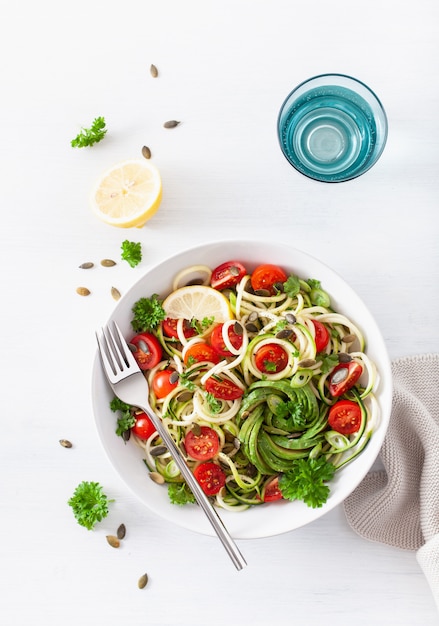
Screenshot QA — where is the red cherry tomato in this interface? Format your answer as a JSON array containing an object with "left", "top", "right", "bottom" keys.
[
  {"left": 131, "top": 412, "right": 156, "bottom": 440},
  {"left": 184, "top": 343, "right": 220, "bottom": 365},
  {"left": 152, "top": 369, "right": 179, "bottom": 399},
  {"left": 250, "top": 264, "right": 288, "bottom": 295},
  {"left": 184, "top": 426, "right": 220, "bottom": 461},
  {"left": 193, "top": 462, "right": 226, "bottom": 495},
  {"left": 162, "top": 318, "right": 196, "bottom": 339},
  {"left": 328, "top": 361, "right": 363, "bottom": 397},
  {"left": 263, "top": 476, "right": 283, "bottom": 502},
  {"left": 311, "top": 319, "right": 330, "bottom": 353},
  {"left": 205, "top": 376, "right": 244, "bottom": 400},
  {"left": 254, "top": 343, "right": 289, "bottom": 374},
  {"left": 210, "top": 261, "right": 247, "bottom": 290},
  {"left": 328, "top": 400, "right": 362, "bottom": 434},
  {"left": 130, "top": 333, "right": 163, "bottom": 370},
  {"left": 210, "top": 323, "right": 243, "bottom": 357}
]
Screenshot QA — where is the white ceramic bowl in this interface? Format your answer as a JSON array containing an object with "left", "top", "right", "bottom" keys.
[{"left": 91, "top": 240, "right": 392, "bottom": 539}]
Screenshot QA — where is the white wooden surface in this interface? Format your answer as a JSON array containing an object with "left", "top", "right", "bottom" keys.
[{"left": 1, "top": 1, "right": 438, "bottom": 624}]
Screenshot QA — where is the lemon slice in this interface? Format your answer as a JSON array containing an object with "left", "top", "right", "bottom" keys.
[
  {"left": 90, "top": 159, "right": 162, "bottom": 228},
  {"left": 163, "top": 285, "right": 232, "bottom": 322}
]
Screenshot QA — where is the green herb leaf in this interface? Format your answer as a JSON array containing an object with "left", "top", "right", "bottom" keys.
[
  {"left": 131, "top": 294, "right": 166, "bottom": 332},
  {"left": 206, "top": 392, "right": 222, "bottom": 414},
  {"left": 279, "top": 457, "right": 336, "bottom": 508},
  {"left": 320, "top": 353, "right": 339, "bottom": 373},
  {"left": 121, "top": 240, "right": 142, "bottom": 268},
  {"left": 68, "top": 481, "right": 113, "bottom": 530},
  {"left": 110, "top": 397, "right": 135, "bottom": 437},
  {"left": 71, "top": 116, "right": 107, "bottom": 148},
  {"left": 274, "top": 400, "right": 307, "bottom": 429},
  {"left": 283, "top": 275, "right": 301, "bottom": 298},
  {"left": 168, "top": 483, "right": 196, "bottom": 505}
]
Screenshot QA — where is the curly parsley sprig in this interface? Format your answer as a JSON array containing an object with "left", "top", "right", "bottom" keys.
[
  {"left": 279, "top": 457, "right": 336, "bottom": 508},
  {"left": 68, "top": 481, "right": 114, "bottom": 530},
  {"left": 71, "top": 116, "right": 107, "bottom": 148}
]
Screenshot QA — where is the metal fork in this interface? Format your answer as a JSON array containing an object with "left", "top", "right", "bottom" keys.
[{"left": 96, "top": 321, "right": 247, "bottom": 571}]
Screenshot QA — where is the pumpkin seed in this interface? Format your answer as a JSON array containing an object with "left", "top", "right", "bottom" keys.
[
  {"left": 338, "top": 352, "right": 352, "bottom": 363},
  {"left": 138, "top": 573, "right": 149, "bottom": 589},
  {"left": 111, "top": 286, "right": 121, "bottom": 301},
  {"left": 76, "top": 287, "right": 90, "bottom": 296},
  {"left": 342, "top": 334, "right": 356, "bottom": 344},
  {"left": 79, "top": 262, "right": 94, "bottom": 269},
  {"left": 149, "top": 472, "right": 165, "bottom": 484},
  {"left": 191, "top": 423, "right": 201, "bottom": 436},
  {"left": 163, "top": 120, "right": 180, "bottom": 128},
  {"left": 150, "top": 445, "right": 167, "bottom": 457},
  {"left": 276, "top": 329, "right": 293, "bottom": 340},
  {"left": 122, "top": 429, "right": 131, "bottom": 442},
  {"left": 248, "top": 312, "right": 258, "bottom": 322},
  {"left": 273, "top": 282, "right": 284, "bottom": 292},
  {"left": 101, "top": 259, "right": 116, "bottom": 267},
  {"left": 106, "top": 535, "right": 120, "bottom": 548},
  {"left": 233, "top": 322, "right": 243, "bottom": 335},
  {"left": 142, "top": 145, "right": 151, "bottom": 159},
  {"left": 59, "top": 439, "right": 72, "bottom": 448},
  {"left": 285, "top": 313, "right": 297, "bottom": 324},
  {"left": 245, "top": 322, "right": 258, "bottom": 333},
  {"left": 297, "top": 359, "right": 316, "bottom": 368},
  {"left": 254, "top": 289, "right": 271, "bottom": 297},
  {"left": 176, "top": 391, "right": 192, "bottom": 402},
  {"left": 150, "top": 64, "right": 158, "bottom": 77},
  {"left": 331, "top": 368, "right": 348, "bottom": 384},
  {"left": 169, "top": 371, "right": 180, "bottom": 384},
  {"left": 117, "top": 523, "right": 126, "bottom": 540},
  {"left": 138, "top": 339, "right": 150, "bottom": 353}
]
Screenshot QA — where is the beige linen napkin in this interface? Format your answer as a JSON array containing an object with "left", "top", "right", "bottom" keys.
[{"left": 344, "top": 354, "right": 439, "bottom": 609}]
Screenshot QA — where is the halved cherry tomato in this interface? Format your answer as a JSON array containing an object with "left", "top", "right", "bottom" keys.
[
  {"left": 162, "top": 317, "right": 196, "bottom": 339},
  {"left": 131, "top": 412, "right": 156, "bottom": 440},
  {"left": 184, "top": 426, "right": 220, "bottom": 460},
  {"left": 311, "top": 319, "right": 330, "bottom": 352},
  {"left": 193, "top": 462, "right": 226, "bottom": 495},
  {"left": 130, "top": 333, "right": 163, "bottom": 370},
  {"left": 328, "top": 361, "right": 363, "bottom": 397},
  {"left": 263, "top": 476, "right": 283, "bottom": 502},
  {"left": 184, "top": 342, "right": 220, "bottom": 365},
  {"left": 211, "top": 261, "right": 247, "bottom": 290},
  {"left": 152, "top": 369, "right": 178, "bottom": 398},
  {"left": 254, "top": 343, "right": 289, "bottom": 374},
  {"left": 328, "top": 400, "right": 362, "bottom": 434},
  {"left": 250, "top": 264, "right": 288, "bottom": 295},
  {"left": 205, "top": 376, "right": 244, "bottom": 400},
  {"left": 210, "top": 323, "right": 243, "bottom": 357}
]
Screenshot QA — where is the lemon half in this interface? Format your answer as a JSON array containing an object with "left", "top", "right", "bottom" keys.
[
  {"left": 90, "top": 159, "right": 162, "bottom": 228},
  {"left": 163, "top": 285, "right": 232, "bottom": 323}
]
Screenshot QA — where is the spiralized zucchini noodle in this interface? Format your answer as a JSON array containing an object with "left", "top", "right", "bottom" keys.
[{"left": 127, "top": 263, "right": 380, "bottom": 511}]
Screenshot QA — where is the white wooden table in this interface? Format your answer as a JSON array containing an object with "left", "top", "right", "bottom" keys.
[{"left": 1, "top": 1, "right": 438, "bottom": 624}]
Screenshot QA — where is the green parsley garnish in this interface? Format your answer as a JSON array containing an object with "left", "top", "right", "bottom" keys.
[
  {"left": 121, "top": 240, "right": 142, "bottom": 268},
  {"left": 71, "top": 116, "right": 107, "bottom": 148},
  {"left": 279, "top": 457, "right": 336, "bottom": 508},
  {"left": 206, "top": 392, "right": 222, "bottom": 413},
  {"left": 131, "top": 294, "right": 166, "bottom": 332},
  {"left": 68, "top": 481, "right": 114, "bottom": 530},
  {"left": 110, "top": 397, "right": 136, "bottom": 437},
  {"left": 283, "top": 275, "right": 301, "bottom": 298},
  {"left": 168, "top": 483, "right": 196, "bottom": 505}
]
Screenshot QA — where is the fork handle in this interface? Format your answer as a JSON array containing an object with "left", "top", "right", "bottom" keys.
[{"left": 138, "top": 403, "right": 247, "bottom": 571}]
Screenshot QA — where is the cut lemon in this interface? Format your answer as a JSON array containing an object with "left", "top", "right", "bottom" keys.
[
  {"left": 90, "top": 159, "right": 162, "bottom": 228},
  {"left": 163, "top": 285, "right": 232, "bottom": 323}
]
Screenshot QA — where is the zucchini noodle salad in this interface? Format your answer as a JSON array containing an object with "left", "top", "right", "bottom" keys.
[{"left": 110, "top": 260, "right": 379, "bottom": 510}]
